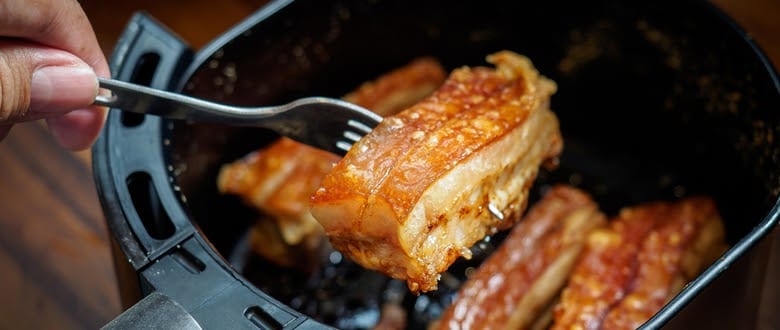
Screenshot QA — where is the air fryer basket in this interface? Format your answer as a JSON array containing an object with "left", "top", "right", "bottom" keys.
[{"left": 93, "top": 0, "right": 780, "bottom": 329}]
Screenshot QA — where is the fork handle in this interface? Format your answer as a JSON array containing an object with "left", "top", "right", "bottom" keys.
[{"left": 95, "top": 78, "right": 277, "bottom": 123}]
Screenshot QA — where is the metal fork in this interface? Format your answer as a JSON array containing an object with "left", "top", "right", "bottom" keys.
[{"left": 94, "top": 78, "right": 383, "bottom": 155}]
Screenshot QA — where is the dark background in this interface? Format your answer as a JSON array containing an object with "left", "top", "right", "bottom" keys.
[{"left": 0, "top": 0, "right": 776, "bottom": 328}]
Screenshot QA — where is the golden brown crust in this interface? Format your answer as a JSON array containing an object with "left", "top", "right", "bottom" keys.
[
  {"left": 599, "top": 197, "right": 726, "bottom": 330},
  {"left": 435, "top": 185, "right": 605, "bottom": 330},
  {"left": 311, "top": 51, "right": 562, "bottom": 292},
  {"left": 218, "top": 57, "right": 447, "bottom": 267},
  {"left": 550, "top": 205, "right": 659, "bottom": 330},
  {"left": 318, "top": 54, "right": 557, "bottom": 217},
  {"left": 551, "top": 197, "right": 727, "bottom": 330}
]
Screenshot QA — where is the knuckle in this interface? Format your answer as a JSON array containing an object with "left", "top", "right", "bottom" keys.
[{"left": 0, "top": 52, "right": 31, "bottom": 124}]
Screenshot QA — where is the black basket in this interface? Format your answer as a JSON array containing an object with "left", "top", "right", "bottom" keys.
[{"left": 93, "top": 1, "right": 780, "bottom": 329}]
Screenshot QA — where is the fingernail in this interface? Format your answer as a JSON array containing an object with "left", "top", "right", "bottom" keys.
[{"left": 30, "top": 64, "right": 98, "bottom": 113}]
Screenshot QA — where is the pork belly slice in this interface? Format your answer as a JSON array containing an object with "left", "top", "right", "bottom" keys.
[
  {"left": 217, "top": 57, "right": 446, "bottom": 255},
  {"left": 599, "top": 197, "right": 727, "bottom": 330},
  {"left": 551, "top": 197, "right": 727, "bottom": 330},
  {"left": 435, "top": 185, "right": 606, "bottom": 330},
  {"left": 217, "top": 138, "right": 340, "bottom": 245},
  {"left": 343, "top": 56, "right": 447, "bottom": 117},
  {"left": 310, "top": 51, "right": 563, "bottom": 292}
]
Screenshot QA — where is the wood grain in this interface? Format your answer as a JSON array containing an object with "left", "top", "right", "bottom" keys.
[
  {"left": 0, "top": 0, "right": 776, "bottom": 329},
  {"left": 0, "top": 1, "right": 268, "bottom": 328},
  {"left": 0, "top": 121, "right": 118, "bottom": 329}
]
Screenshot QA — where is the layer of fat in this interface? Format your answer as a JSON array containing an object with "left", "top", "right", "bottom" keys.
[{"left": 398, "top": 106, "right": 561, "bottom": 289}]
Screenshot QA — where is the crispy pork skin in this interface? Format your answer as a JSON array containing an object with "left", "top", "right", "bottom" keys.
[
  {"left": 310, "top": 51, "right": 563, "bottom": 292},
  {"left": 217, "top": 57, "right": 446, "bottom": 257},
  {"left": 599, "top": 197, "right": 727, "bottom": 330},
  {"left": 551, "top": 197, "right": 727, "bottom": 330},
  {"left": 436, "top": 185, "right": 606, "bottom": 330}
]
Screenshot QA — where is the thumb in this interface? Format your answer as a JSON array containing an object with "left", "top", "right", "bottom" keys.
[
  {"left": 30, "top": 60, "right": 98, "bottom": 113},
  {"left": 0, "top": 42, "right": 98, "bottom": 124}
]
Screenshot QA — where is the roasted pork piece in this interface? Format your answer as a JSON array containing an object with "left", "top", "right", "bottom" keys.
[
  {"left": 435, "top": 185, "right": 606, "bottom": 330},
  {"left": 217, "top": 57, "right": 446, "bottom": 265},
  {"left": 343, "top": 57, "right": 447, "bottom": 117},
  {"left": 218, "top": 138, "right": 340, "bottom": 245},
  {"left": 551, "top": 196, "right": 727, "bottom": 330},
  {"left": 310, "top": 51, "right": 563, "bottom": 292}
]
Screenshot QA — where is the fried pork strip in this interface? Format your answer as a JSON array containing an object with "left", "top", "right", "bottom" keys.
[
  {"left": 599, "top": 197, "right": 727, "bottom": 329},
  {"left": 435, "top": 185, "right": 606, "bottom": 330},
  {"left": 310, "top": 51, "right": 563, "bottom": 292},
  {"left": 343, "top": 57, "right": 447, "bottom": 117},
  {"left": 217, "top": 57, "right": 446, "bottom": 251},
  {"left": 551, "top": 197, "right": 727, "bottom": 330},
  {"left": 217, "top": 138, "right": 340, "bottom": 245}
]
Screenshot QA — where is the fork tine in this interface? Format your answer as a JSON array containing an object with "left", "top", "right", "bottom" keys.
[
  {"left": 335, "top": 118, "right": 378, "bottom": 154},
  {"left": 343, "top": 130, "right": 364, "bottom": 143},
  {"left": 347, "top": 119, "right": 375, "bottom": 135},
  {"left": 336, "top": 129, "right": 366, "bottom": 154},
  {"left": 336, "top": 141, "right": 355, "bottom": 154}
]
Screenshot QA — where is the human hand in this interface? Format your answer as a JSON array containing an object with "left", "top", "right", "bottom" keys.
[{"left": 0, "top": 0, "right": 110, "bottom": 150}]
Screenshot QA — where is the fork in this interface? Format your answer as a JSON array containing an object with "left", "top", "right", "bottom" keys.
[{"left": 94, "top": 78, "right": 383, "bottom": 155}]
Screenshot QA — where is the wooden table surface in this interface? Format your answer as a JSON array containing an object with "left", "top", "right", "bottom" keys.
[{"left": 0, "top": 0, "right": 778, "bottom": 329}]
